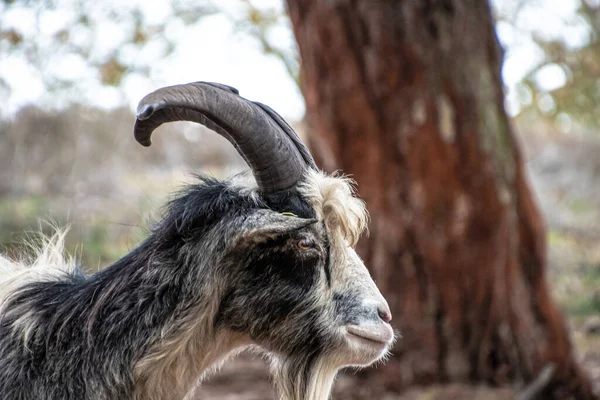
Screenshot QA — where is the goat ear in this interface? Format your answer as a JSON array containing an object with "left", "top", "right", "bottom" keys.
[{"left": 244, "top": 210, "right": 318, "bottom": 239}]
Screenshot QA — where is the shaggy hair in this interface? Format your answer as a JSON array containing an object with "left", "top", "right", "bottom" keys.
[{"left": 0, "top": 169, "right": 393, "bottom": 400}]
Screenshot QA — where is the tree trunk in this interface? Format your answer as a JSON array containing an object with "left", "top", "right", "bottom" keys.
[{"left": 287, "top": 0, "right": 596, "bottom": 398}]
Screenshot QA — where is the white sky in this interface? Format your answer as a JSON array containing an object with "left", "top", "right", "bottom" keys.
[{"left": 0, "top": 0, "right": 590, "bottom": 120}]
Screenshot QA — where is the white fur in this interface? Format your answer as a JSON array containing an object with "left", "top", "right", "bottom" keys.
[
  {"left": 0, "top": 229, "right": 75, "bottom": 313},
  {"left": 299, "top": 170, "right": 368, "bottom": 248}
]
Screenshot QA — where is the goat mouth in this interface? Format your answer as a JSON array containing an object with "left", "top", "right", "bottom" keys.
[{"left": 345, "top": 325, "right": 393, "bottom": 348}]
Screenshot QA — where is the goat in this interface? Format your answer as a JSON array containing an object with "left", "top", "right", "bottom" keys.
[{"left": 0, "top": 82, "right": 394, "bottom": 400}]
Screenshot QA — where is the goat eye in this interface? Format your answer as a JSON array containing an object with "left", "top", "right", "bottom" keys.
[{"left": 297, "top": 238, "right": 315, "bottom": 250}]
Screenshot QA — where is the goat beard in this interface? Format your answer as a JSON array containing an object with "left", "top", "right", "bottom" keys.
[{"left": 271, "top": 354, "right": 341, "bottom": 400}]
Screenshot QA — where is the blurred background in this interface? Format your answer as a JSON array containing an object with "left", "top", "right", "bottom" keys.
[{"left": 1, "top": 0, "right": 600, "bottom": 397}]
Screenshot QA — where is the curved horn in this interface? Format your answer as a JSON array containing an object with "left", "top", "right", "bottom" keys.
[{"left": 134, "top": 81, "right": 316, "bottom": 194}]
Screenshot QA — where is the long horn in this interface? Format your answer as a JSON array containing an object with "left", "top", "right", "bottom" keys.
[{"left": 134, "top": 81, "right": 316, "bottom": 194}]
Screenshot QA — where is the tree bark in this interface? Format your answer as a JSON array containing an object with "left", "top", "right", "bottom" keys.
[{"left": 287, "top": 0, "right": 596, "bottom": 398}]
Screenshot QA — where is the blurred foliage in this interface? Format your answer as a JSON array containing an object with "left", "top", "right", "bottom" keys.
[
  {"left": 0, "top": 195, "right": 140, "bottom": 268},
  {"left": 0, "top": 0, "right": 297, "bottom": 109},
  {"left": 228, "top": 0, "right": 299, "bottom": 85},
  {"left": 560, "top": 267, "right": 600, "bottom": 317},
  {"left": 565, "top": 292, "right": 600, "bottom": 318},
  {"left": 499, "top": 0, "right": 600, "bottom": 133},
  {"left": 0, "top": 103, "right": 244, "bottom": 197},
  {"left": 3, "top": 0, "right": 598, "bottom": 132},
  {"left": 0, "top": 0, "right": 218, "bottom": 86}
]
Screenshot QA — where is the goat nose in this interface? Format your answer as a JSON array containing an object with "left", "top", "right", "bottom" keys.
[{"left": 377, "top": 304, "right": 392, "bottom": 323}]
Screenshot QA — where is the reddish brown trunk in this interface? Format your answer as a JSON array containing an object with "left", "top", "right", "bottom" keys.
[{"left": 287, "top": 0, "right": 596, "bottom": 398}]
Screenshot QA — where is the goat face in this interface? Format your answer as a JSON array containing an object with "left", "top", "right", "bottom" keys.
[{"left": 212, "top": 171, "right": 393, "bottom": 374}]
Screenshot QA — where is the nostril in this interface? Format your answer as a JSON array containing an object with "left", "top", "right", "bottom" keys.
[{"left": 378, "top": 307, "right": 392, "bottom": 323}]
